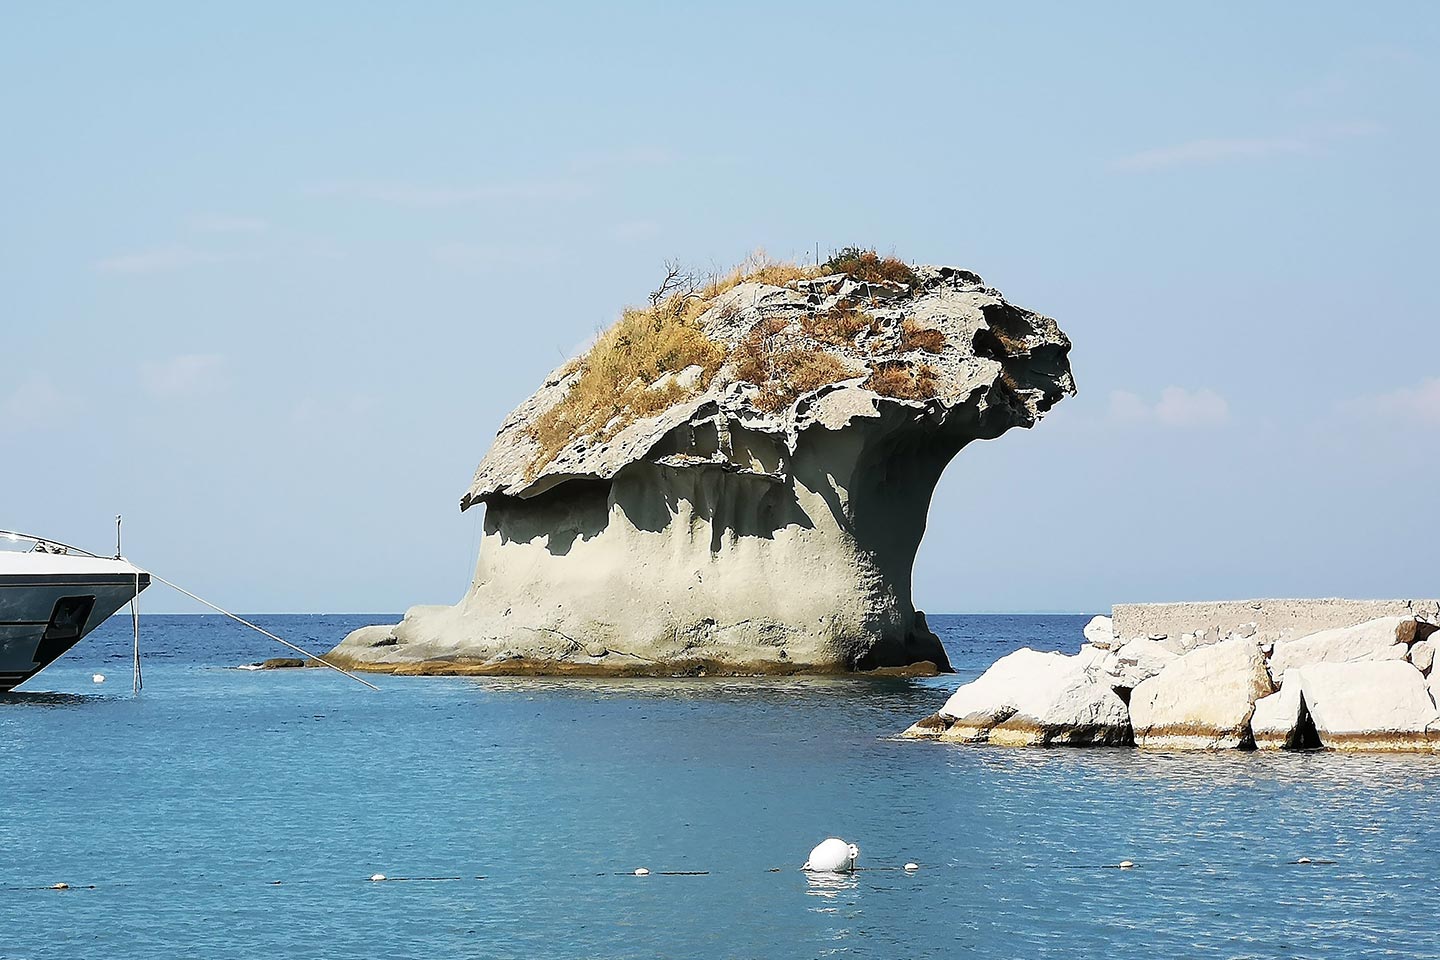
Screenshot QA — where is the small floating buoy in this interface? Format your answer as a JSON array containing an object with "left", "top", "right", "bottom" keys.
[
  {"left": 1297, "top": 857, "right": 1312, "bottom": 864},
  {"left": 1118, "top": 860, "right": 1135, "bottom": 869},
  {"left": 51, "top": 882, "right": 69, "bottom": 890},
  {"left": 803, "top": 838, "right": 859, "bottom": 873},
  {"left": 904, "top": 862, "right": 919, "bottom": 871},
  {"left": 92, "top": 674, "right": 105, "bottom": 684},
  {"left": 633, "top": 867, "right": 650, "bottom": 876},
  {"left": 369, "top": 874, "right": 386, "bottom": 882}
]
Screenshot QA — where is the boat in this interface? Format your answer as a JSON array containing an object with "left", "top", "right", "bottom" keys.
[{"left": 0, "top": 530, "right": 149, "bottom": 692}]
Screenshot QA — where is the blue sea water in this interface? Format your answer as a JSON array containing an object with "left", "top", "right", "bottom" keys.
[{"left": 3, "top": 613, "right": 1438, "bottom": 959}]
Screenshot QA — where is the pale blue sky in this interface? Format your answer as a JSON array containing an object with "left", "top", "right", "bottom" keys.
[{"left": 3, "top": 3, "right": 1436, "bottom": 613}]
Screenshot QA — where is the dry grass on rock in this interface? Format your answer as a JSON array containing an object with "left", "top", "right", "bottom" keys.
[
  {"left": 898, "top": 318, "right": 946, "bottom": 354},
  {"left": 822, "top": 246, "right": 918, "bottom": 288},
  {"left": 864, "top": 361, "right": 940, "bottom": 401},
  {"left": 529, "top": 254, "right": 823, "bottom": 473}
]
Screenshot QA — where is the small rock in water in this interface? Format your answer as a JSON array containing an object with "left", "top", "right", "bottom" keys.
[
  {"left": 633, "top": 867, "right": 650, "bottom": 876},
  {"left": 804, "top": 838, "right": 859, "bottom": 873},
  {"left": 91, "top": 674, "right": 105, "bottom": 684}
]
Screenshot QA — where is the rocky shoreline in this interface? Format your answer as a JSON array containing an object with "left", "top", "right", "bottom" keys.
[{"left": 904, "top": 599, "right": 1440, "bottom": 752}]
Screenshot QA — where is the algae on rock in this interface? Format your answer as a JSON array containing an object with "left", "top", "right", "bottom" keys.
[{"left": 329, "top": 255, "right": 1075, "bottom": 675}]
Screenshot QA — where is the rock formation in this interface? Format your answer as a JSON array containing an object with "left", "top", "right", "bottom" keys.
[
  {"left": 330, "top": 254, "right": 1074, "bottom": 675},
  {"left": 904, "top": 600, "right": 1440, "bottom": 752}
]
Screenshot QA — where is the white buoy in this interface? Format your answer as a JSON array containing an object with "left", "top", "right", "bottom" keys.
[
  {"left": 1118, "top": 860, "right": 1135, "bottom": 869},
  {"left": 803, "top": 838, "right": 859, "bottom": 873},
  {"left": 369, "top": 873, "right": 386, "bottom": 882},
  {"left": 92, "top": 674, "right": 105, "bottom": 684},
  {"left": 904, "top": 862, "right": 919, "bottom": 871},
  {"left": 51, "top": 882, "right": 69, "bottom": 890},
  {"left": 633, "top": 867, "right": 650, "bottom": 876},
  {"left": 1297, "top": 857, "right": 1312, "bottom": 864}
]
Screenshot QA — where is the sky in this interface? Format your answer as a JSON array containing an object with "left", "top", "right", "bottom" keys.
[{"left": 2, "top": 2, "right": 1436, "bottom": 614}]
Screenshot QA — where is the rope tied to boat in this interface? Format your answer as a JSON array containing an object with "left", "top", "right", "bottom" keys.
[{"left": 147, "top": 572, "right": 380, "bottom": 691}]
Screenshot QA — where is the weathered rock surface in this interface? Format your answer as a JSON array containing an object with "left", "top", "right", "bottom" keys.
[
  {"left": 1102, "top": 637, "right": 1178, "bottom": 691},
  {"left": 1128, "top": 638, "right": 1273, "bottom": 750},
  {"left": 1250, "top": 671, "right": 1315, "bottom": 751},
  {"left": 1268, "top": 616, "right": 1418, "bottom": 676},
  {"left": 1082, "top": 615, "right": 1117, "bottom": 650},
  {"left": 902, "top": 648, "right": 1129, "bottom": 746},
  {"left": 330, "top": 264, "right": 1073, "bottom": 675},
  {"left": 1292, "top": 661, "right": 1440, "bottom": 751}
]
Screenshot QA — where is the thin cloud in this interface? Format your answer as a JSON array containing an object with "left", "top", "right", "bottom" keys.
[
  {"left": 0, "top": 375, "right": 75, "bottom": 432},
  {"left": 96, "top": 245, "right": 226, "bottom": 275},
  {"left": 1346, "top": 378, "right": 1440, "bottom": 425},
  {"left": 308, "top": 178, "right": 587, "bottom": 208},
  {"left": 432, "top": 242, "right": 559, "bottom": 270},
  {"left": 191, "top": 215, "right": 269, "bottom": 234},
  {"left": 142, "top": 354, "right": 227, "bottom": 399},
  {"left": 1111, "top": 124, "right": 1378, "bottom": 173},
  {"left": 1110, "top": 387, "right": 1229, "bottom": 427},
  {"left": 1112, "top": 137, "right": 1311, "bottom": 172},
  {"left": 611, "top": 220, "right": 661, "bottom": 243}
]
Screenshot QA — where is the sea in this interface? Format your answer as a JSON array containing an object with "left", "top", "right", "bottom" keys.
[{"left": 2, "top": 613, "right": 1437, "bottom": 959}]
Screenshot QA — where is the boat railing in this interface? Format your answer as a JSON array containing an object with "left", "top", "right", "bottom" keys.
[{"left": 0, "top": 530, "right": 102, "bottom": 558}]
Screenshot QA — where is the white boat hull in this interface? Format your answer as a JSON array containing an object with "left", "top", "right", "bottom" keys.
[{"left": 0, "top": 554, "right": 149, "bottom": 691}]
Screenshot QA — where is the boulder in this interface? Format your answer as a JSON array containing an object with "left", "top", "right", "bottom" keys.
[
  {"left": 1129, "top": 637, "right": 1273, "bottom": 750},
  {"left": 1250, "top": 670, "right": 1318, "bottom": 751},
  {"left": 919, "top": 648, "right": 1129, "bottom": 746},
  {"left": 329, "top": 260, "right": 1073, "bottom": 675},
  {"left": 1266, "top": 616, "right": 1420, "bottom": 676},
  {"left": 1082, "top": 615, "right": 1117, "bottom": 650},
  {"left": 1292, "top": 661, "right": 1440, "bottom": 751},
  {"left": 1103, "top": 637, "right": 1178, "bottom": 691},
  {"left": 1411, "top": 637, "right": 1435, "bottom": 674}
]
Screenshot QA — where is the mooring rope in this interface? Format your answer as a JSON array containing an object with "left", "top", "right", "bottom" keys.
[
  {"left": 130, "top": 570, "right": 142, "bottom": 697},
  {"left": 147, "top": 572, "right": 380, "bottom": 691}
]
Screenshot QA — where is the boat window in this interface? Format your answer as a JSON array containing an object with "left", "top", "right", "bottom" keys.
[{"left": 43, "top": 596, "right": 97, "bottom": 642}]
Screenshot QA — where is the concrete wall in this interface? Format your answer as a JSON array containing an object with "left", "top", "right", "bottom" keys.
[{"left": 1112, "top": 599, "right": 1440, "bottom": 643}]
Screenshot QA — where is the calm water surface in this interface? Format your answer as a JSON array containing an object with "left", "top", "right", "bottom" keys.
[{"left": 2, "top": 614, "right": 1437, "bottom": 959}]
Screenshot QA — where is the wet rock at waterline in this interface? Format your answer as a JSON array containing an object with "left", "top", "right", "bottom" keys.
[
  {"left": 329, "top": 259, "right": 1074, "bottom": 675},
  {"left": 905, "top": 604, "right": 1440, "bottom": 753}
]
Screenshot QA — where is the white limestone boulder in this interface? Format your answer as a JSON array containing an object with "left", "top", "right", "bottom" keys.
[
  {"left": 1103, "top": 637, "right": 1179, "bottom": 691},
  {"left": 1082, "top": 615, "right": 1117, "bottom": 650},
  {"left": 1409, "top": 637, "right": 1435, "bottom": 674},
  {"left": 1268, "top": 616, "right": 1420, "bottom": 676},
  {"left": 1250, "top": 670, "right": 1314, "bottom": 751},
  {"left": 1292, "top": 660, "right": 1440, "bottom": 751},
  {"left": 1129, "top": 637, "right": 1273, "bottom": 750},
  {"left": 907, "top": 648, "right": 1129, "bottom": 746}
]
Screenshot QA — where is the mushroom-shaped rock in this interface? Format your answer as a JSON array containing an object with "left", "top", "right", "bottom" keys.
[
  {"left": 330, "top": 260, "right": 1073, "bottom": 675},
  {"left": 1129, "top": 637, "right": 1273, "bottom": 750},
  {"left": 903, "top": 648, "right": 1130, "bottom": 746},
  {"left": 804, "top": 838, "right": 859, "bottom": 873}
]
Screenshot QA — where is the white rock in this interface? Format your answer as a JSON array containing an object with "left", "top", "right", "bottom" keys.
[
  {"left": 1129, "top": 637, "right": 1273, "bottom": 750},
  {"left": 935, "top": 648, "right": 1130, "bottom": 746},
  {"left": 1293, "top": 660, "right": 1440, "bottom": 751},
  {"left": 1251, "top": 671, "right": 1309, "bottom": 751},
  {"left": 1409, "top": 637, "right": 1435, "bottom": 674},
  {"left": 804, "top": 838, "right": 858, "bottom": 873},
  {"left": 1104, "top": 638, "right": 1178, "bottom": 690},
  {"left": 1082, "top": 615, "right": 1117, "bottom": 649},
  {"left": 1268, "top": 616, "right": 1420, "bottom": 676}
]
